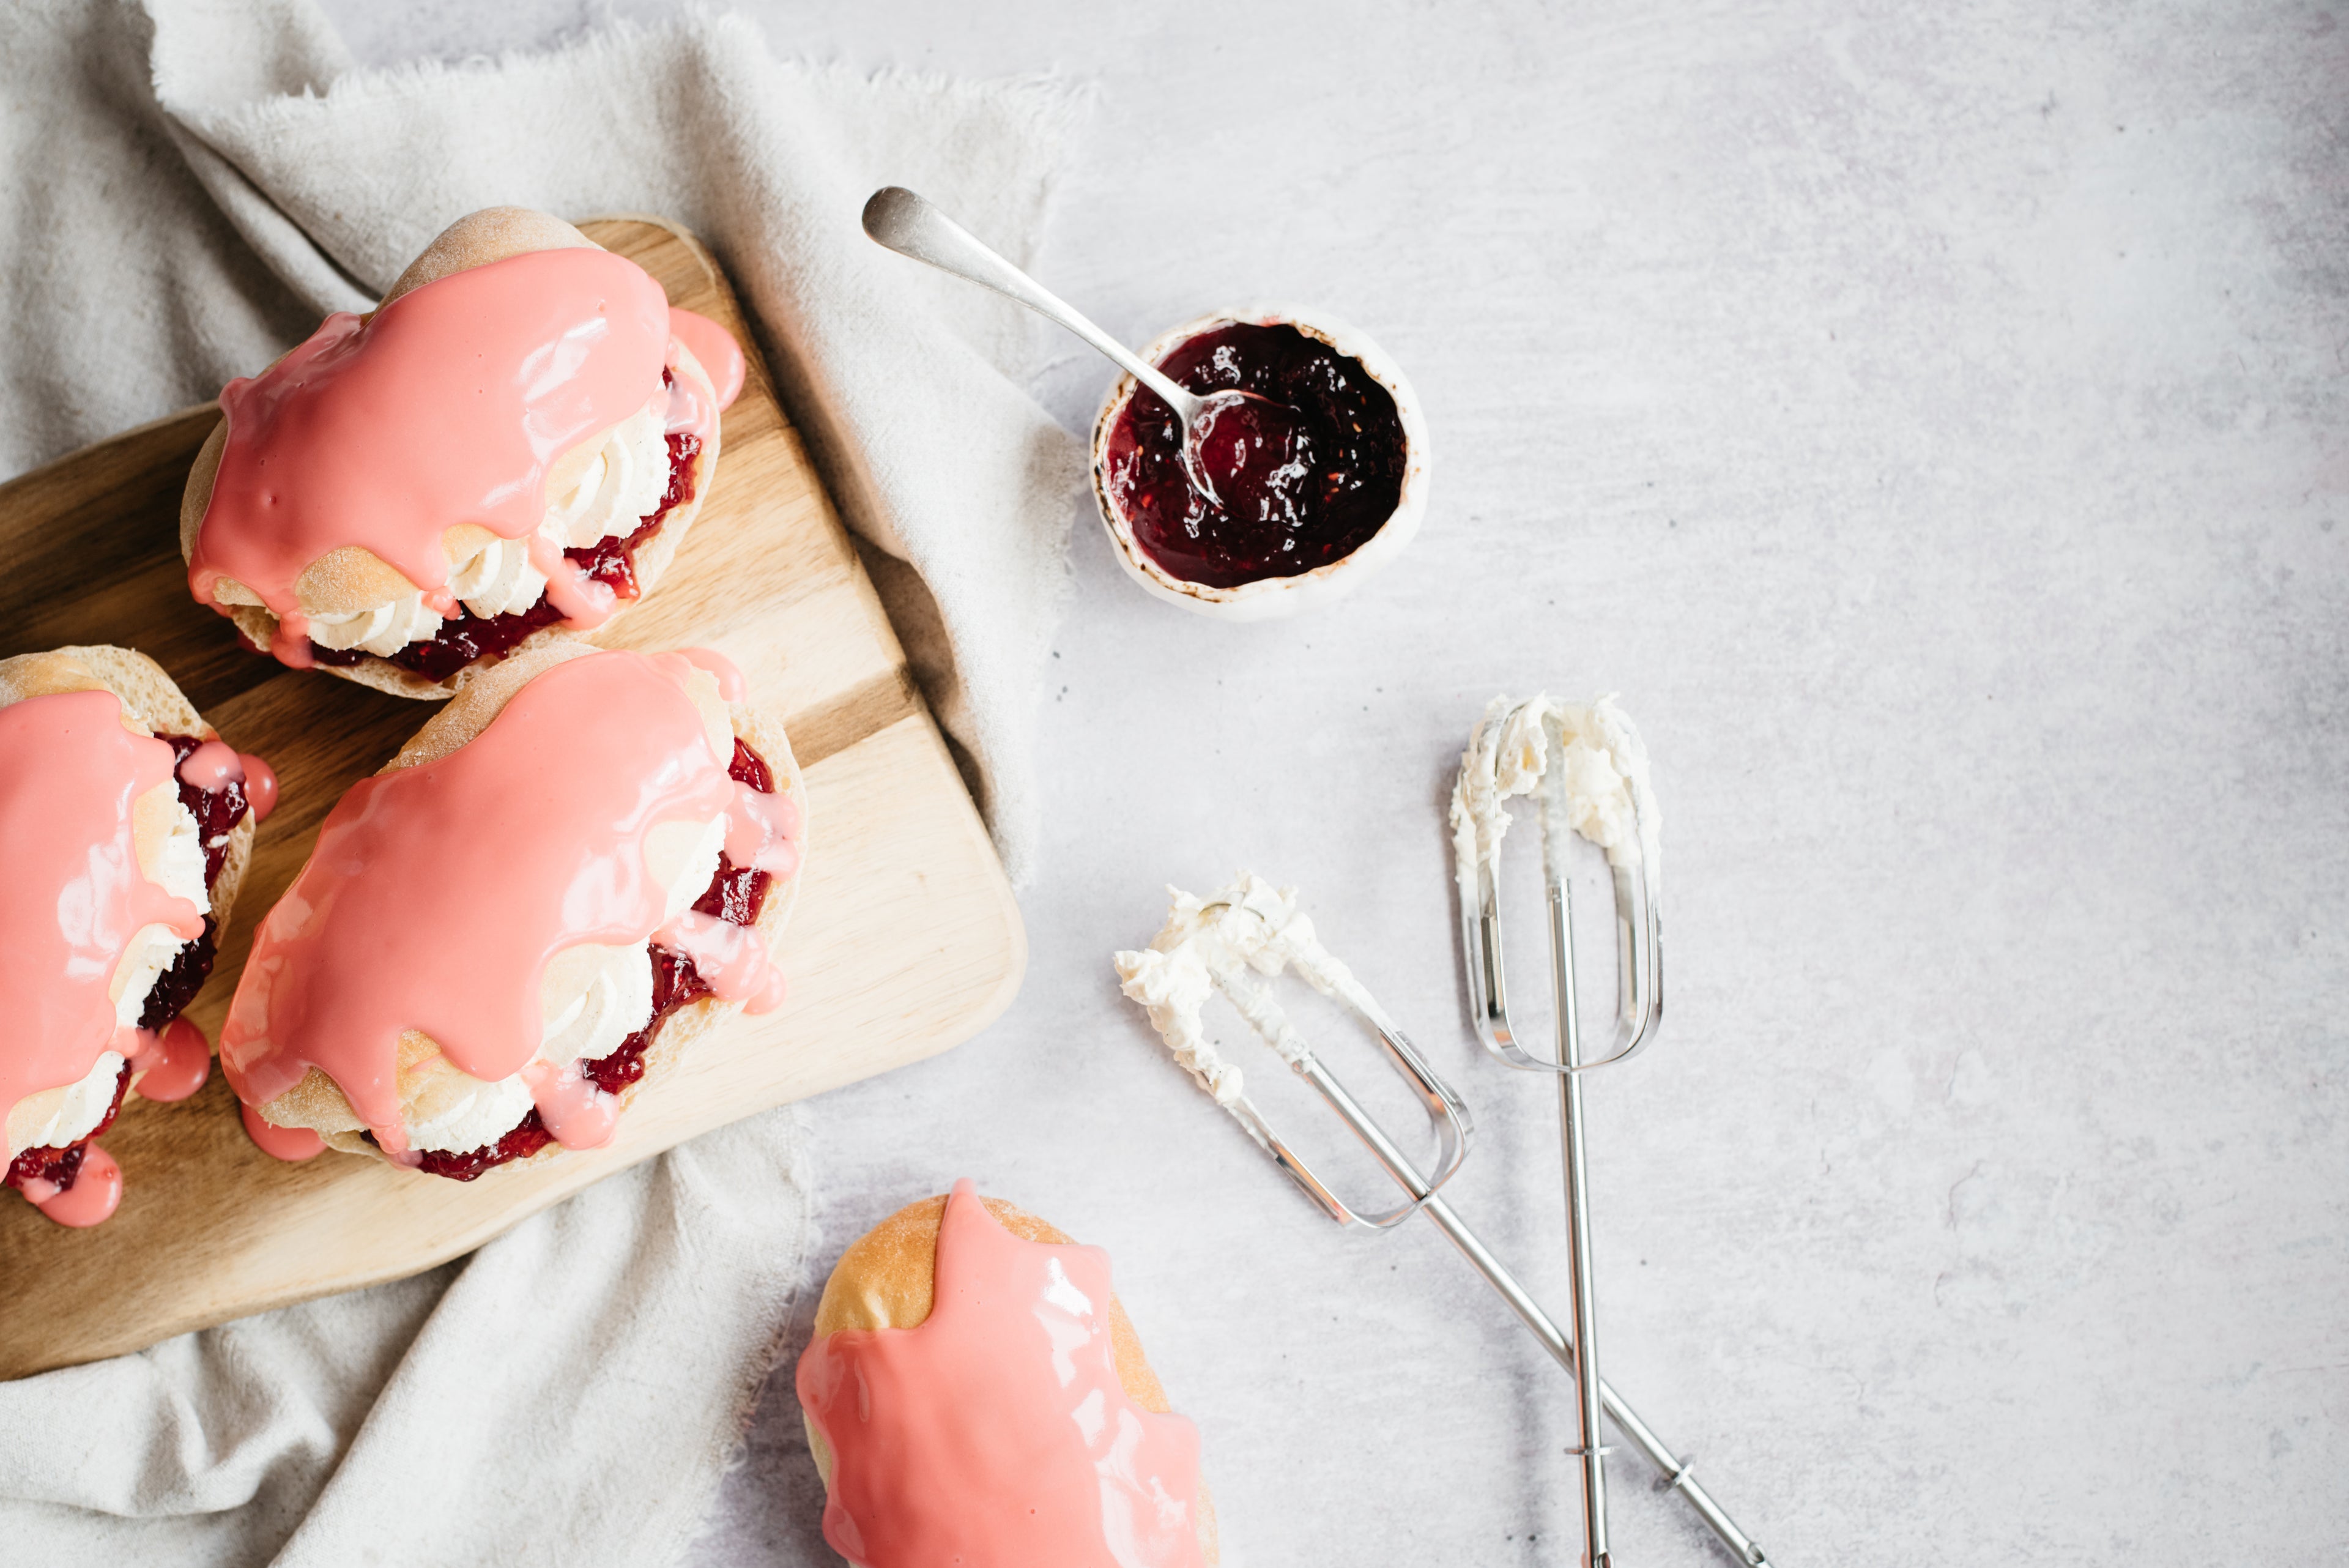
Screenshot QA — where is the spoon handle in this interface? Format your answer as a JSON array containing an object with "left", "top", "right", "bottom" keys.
[{"left": 860, "top": 187, "right": 1197, "bottom": 418}]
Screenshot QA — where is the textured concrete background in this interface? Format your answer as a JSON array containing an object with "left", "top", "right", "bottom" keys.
[{"left": 324, "top": 4, "right": 2349, "bottom": 1562}]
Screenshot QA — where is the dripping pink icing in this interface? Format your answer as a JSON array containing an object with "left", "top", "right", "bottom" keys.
[
  {"left": 654, "top": 912, "right": 787, "bottom": 1014},
  {"left": 240, "top": 753, "right": 278, "bottom": 822},
  {"left": 521, "top": 1060, "right": 618, "bottom": 1150},
  {"left": 0, "top": 691, "right": 206, "bottom": 1142},
  {"left": 678, "top": 645, "right": 747, "bottom": 702},
  {"left": 220, "top": 648, "right": 800, "bottom": 1154},
  {"left": 668, "top": 307, "right": 746, "bottom": 412},
  {"left": 177, "top": 738, "right": 242, "bottom": 791},
  {"left": 796, "top": 1181, "right": 1209, "bottom": 1568},
  {"left": 128, "top": 1016, "right": 211, "bottom": 1102},
  {"left": 27, "top": 1145, "right": 122, "bottom": 1227},
  {"left": 241, "top": 1101, "right": 324, "bottom": 1162},
  {"left": 190, "top": 247, "right": 674, "bottom": 664}
]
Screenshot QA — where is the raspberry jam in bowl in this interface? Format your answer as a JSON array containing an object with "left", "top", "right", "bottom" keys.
[{"left": 1092, "top": 306, "right": 1428, "bottom": 619}]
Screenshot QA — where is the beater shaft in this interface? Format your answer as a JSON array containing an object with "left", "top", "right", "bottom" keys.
[
  {"left": 1299, "top": 1053, "right": 1771, "bottom": 1567},
  {"left": 1552, "top": 874, "right": 1611, "bottom": 1568}
]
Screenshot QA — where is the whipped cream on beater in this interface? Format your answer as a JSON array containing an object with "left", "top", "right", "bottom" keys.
[
  {"left": 1449, "top": 694, "right": 1661, "bottom": 885},
  {"left": 1114, "top": 872, "right": 1388, "bottom": 1110},
  {"left": 9, "top": 785, "right": 207, "bottom": 1157},
  {"left": 303, "top": 398, "right": 673, "bottom": 656},
  {"left": 398, "top": 809, "right": 725, "bottom": 1154}
]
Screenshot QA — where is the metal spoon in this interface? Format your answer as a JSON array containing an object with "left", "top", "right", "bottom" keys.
[{"left": 860, "top": 185, "right": 1274, "bottom": 504}]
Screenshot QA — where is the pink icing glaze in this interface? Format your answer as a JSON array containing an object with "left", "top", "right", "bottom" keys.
[
  {"left": 128, "top": 1016, "right": 211, "bottom": 1103},
  {"left": 240, "top": 753, "right": 279, "bottom": 822},
  {"left": 177, "top": 738, "right": 243, "bottom": 790},
  {"left": 521, "top": 1059, "right": 618, "bottom": 1150},
  {"left": 241, "top": 1101, "right": 324, "bottom": 1162},
  {"left": 678, "top": 645, "right": 747, "bottom": 703},
  {"left": 220, "top": 648, "right": 800, "bottom": 1154},
  {"left": 0, "top": 691, "right": 206, "bottom": 1139},
  {"left": 655, "top": 912, "right": 787, "bottom": 1014},
  {"left": 668, "top": 307, "right": 746, "bottom": 411},
  {"left": 796, "top": 1181, "right": 1208, "bottom": 1568},
  {"left": 26, "top": 1144, "right": 122, "bottom": 1226},
  {"left": 190, "top": 247, "right": 675, "bottom": 664}
]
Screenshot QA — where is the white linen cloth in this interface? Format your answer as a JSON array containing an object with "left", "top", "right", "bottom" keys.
[{"left": 0, "top": 2, "right": 1080, "bottom": 1562}]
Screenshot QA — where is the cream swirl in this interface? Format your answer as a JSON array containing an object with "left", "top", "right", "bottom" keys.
[
  {"left": 307, "top": 591, "right": 446, "bottom": 656},
  {"left": 443, "top": 399, "right": 671, "bottom": 622}
]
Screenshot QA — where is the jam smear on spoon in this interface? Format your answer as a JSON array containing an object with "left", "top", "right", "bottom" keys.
[{"left": 1105, "top": 322, "right": 1406, "bottom": 589}]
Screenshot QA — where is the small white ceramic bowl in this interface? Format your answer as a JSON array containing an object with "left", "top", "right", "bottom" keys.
[{"left": 1090, "top": 304, "right": 1430, "bottom": 621}]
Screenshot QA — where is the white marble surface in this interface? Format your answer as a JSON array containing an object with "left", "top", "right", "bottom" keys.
[{"left": 322, "top": 4, "right": 2349, "bottom": 1562}]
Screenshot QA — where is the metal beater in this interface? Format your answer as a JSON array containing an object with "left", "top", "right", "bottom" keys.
[
  {"left": 1113, "top": 875, "right": 1767, "bottom": 1565},
  {"left": 1450, "top": 694, "right": 1663, "bottom": 1567}
]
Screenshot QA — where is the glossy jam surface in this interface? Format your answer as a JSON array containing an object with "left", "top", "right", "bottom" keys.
[
  {"left": 222, "top": 650, "right": 801, "bottom": 1158},
  {"left": 0, "top": 694, "right": 206, "bottom": 1162},
  {"left": 1104, "top": 321, "right": 1407, "bottom": 589},
  {"left": 798, "top": 1182, "right": 1208, "bottom": 1568},
  {"left": 310, "top": 425, "right": 701, "bottom": 681},
  {"left": 192, "top": 246, "right": 676, "bottom": 664}
]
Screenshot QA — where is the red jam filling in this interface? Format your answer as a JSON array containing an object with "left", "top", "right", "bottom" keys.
[
  {"left": 311, "top": 401, "right": 700, "bottom": 681},
  {"left": 1103, "top": 321, "right": 1407, "bottom": 590},
  {"left": 7, "top": 744, "right": 251, "bottom": 1195},
  {"left": 4, "top": 1061, "right": 129, "bottom": 1193},
  {"left": 404, "top": 737, "right": 778, "bottom": 1181}
]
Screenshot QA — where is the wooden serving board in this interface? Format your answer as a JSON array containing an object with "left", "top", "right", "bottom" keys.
[{"left": 0, "top": 218, "right": 1025, "bottom": 1380}]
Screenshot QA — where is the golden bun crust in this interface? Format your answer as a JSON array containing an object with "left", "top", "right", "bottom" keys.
[
  {"left": 0, "top": 647, "right": 258, "bottom": 1151},
  {"left": 252, "top": 642, "right": 804, "bottom": 1174},
  {"left": 804, "top": 1194, "right": 1219, "bottom": 1565},
  {"left": 179, "top": 206, "right": 722, "bottom": 701},
  {"left": 380, "top": 207, "right": 597, "bottom": 305}
]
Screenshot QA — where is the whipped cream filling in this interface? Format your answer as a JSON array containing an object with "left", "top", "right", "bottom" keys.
[
  {"left": 308, "top": 590, "right": 446, "bottom": 656},
  {"left": 13, "top": 1050, "right": 127, "bottom": 1156},
  {"left": 289, "top": 395, "right": 672, "bottom": 656},
  {"left": 446, "top": 401, "right": 672, "bottom": 622},
  {"left": 8, "top": 785, "right": 206, "bottom": 1159},
  {"left": 1448, "top": 694, "right": 1661, "bottom": 884},
  {"left": 400, "top": 809, "right": 725, "bottom": 1154}
]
